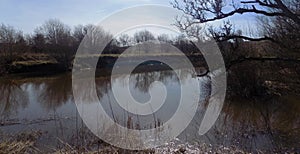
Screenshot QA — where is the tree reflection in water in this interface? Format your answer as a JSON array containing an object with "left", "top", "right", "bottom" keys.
[
  {"left": 0, "top": 79, "right": 29, "bottom": 119},
  {"left": 194, "top": 96, "right": 300, "bottom": 151},
  {"left": 93, "top": 69, "right": 191, "bottom": 130},
  {"left": 0, "top": 68, "right": 299, "bottom": 151},
  {"left": 38, "top": 74, "right": 72, "bottom": 110}
]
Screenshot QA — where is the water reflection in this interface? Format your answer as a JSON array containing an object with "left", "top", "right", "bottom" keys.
[
  {"left": 0, "top": 79, "right": 29, "bottom": 119},
  {"left": 185, "top": 96, "right": 300, "bottom": 151},
  {"left": 0, "top": 69, "right": 299, "bottom": 151},
  {"left": 91, "top": 69, "right": 197, "bottom": 133},
  {"left": 39, "top": 74, "right": 72, "bottom": 109},
  {"left": 133, "top": 71, "right": 177, "bottom": 93}
]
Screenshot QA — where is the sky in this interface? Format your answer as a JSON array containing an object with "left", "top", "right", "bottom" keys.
[{"left": 0, "top": 0, "right": 257, "bottom": 35}]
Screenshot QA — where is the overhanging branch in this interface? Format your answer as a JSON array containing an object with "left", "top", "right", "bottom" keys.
[
  {"left": 198, "top": 8, "right": 284, "bottom": 23},
  {"left": 219, "top": 35, "right": 276, "bottom": 42}
]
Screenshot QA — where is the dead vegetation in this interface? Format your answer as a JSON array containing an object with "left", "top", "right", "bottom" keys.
[
  {"left": 0, "top": 131, "right": 42, "bottom": 154},
  {"left": 0, "top": 130, "right": 253, "bottom": 154}
]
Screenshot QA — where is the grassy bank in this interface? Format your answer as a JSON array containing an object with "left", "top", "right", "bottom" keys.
[
  {"left": 0, "top": 131, "right": 256, "bottom": 154},
  {"left": 0, "top": 53, "right": 206, "bottom": 76}
]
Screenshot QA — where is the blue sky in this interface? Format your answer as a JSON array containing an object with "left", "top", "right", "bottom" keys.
[
  {"left": 0, "top": 0, "right": 168, "bottom": 33},
  {"left": 0, "top": 0, "right": 257, "bottom": 35}
]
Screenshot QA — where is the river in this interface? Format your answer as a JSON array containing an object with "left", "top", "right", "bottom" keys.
[{"left": 0, "top": 68, "right": 299, "bottom": 152}]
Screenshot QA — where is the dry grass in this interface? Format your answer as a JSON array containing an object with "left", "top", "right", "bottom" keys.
[
  {"left": 12, "top": 60, "right": 58, "bottom": 66},
  {"left": 0, "top": 131, "right": 42, "bottom": 154},
  {"left": 7, "top": 53, "right": 58, "bottom": 67},
  {"left": 0, "top": 130, "right": 274, "bottom": 154},
  {"left": 0, "top": 140, "right": 38, "bottom": 154}
]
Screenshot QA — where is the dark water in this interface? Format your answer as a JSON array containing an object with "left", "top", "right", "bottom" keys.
[{"left": 0, "top": 68, "right": 299, "bottom": 152}]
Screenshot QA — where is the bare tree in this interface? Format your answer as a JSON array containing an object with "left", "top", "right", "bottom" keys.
[
  {"left": 257, "top": 10, "right": 300, "bottom": 52},
  {"left": 73, "top": 24, "right": 87, "bottom": 43},
  {"left": 132, "top": 30, "right": 156, "bottom": 54},
  {"left": 133, "top": 30, "right": 155, "bottom": 44},
  {"left": 0, "top": 24, "right": 23, "bottom": 62},
  {"left": 171, "top": 0, "right": 300, "bottom": 67},
  {"left": 157, "top": 34, "right": 172, "bottom": 43},
  {"left": 118, "top": 34, "right": 131, "bottom": 47},
  {"left": 80, "top": 24, "right": 113, "bottom": 54},
  {"left": 31, "top": 30, "right": 46, "bottom": 53},
  {"left": 172, "top": 0, "right": 300, "bottom": 43},
  {"left": 172, "top": 34, "right": 199, "bottom": 54},
  {"left": 36, "top": 19, "right": 74, "bottom": 69},
  {"left": 39, "top": 19, "right": 72, "bottom": 45}
]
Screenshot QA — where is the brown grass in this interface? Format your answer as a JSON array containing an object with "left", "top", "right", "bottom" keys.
[{"left": 0, "top": 140, "right": 39, "bottom": 154}]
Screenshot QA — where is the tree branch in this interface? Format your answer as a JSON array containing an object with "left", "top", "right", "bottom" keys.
[
  {"left": 227, "top": 56, "right": 300, "bottom": 70},
  {"left": 241, "top": 0, "right": 280, "bottom": 9},
  {"left": 219, "top": 35, "right": 276, "bottom": 42},
  {"left": 198, "top": 8, "right": 284, "bottom": 23},
  {"left": 274, "top": 0, "right": 300, "bottom": 25}
]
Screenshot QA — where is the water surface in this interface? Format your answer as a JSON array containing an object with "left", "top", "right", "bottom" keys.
[{"left": 0, "top": 68, "right": 299, "bottom": 152}]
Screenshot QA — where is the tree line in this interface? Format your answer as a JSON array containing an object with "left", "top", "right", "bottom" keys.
[
  {"left": 0, "top": 19, "right": 201, "bottom": 72},
  {"left": 1, "top": 0, "right": 299, "bottom": 75}
]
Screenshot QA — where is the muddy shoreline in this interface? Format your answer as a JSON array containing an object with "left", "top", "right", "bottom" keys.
[{"left": 1, "top": 130, "right": 297, "bottom": 153}]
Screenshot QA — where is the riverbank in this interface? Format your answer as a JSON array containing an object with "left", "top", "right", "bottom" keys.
[
  {"left": 0, "top": 54, "right": 65, "bottom": 75},
  {"left": 1, "top": 130, "right": 298, "bottom": 153},
  {"left": 0, "top": 53, "right": 207, "bottom": 76},
  {"left": 0, "top": 130, "right": 273, "bottom": 153}
]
